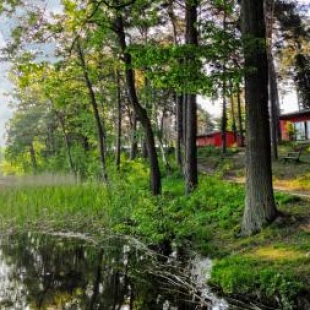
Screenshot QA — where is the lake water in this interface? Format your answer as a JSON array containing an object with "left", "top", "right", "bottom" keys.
[{"left": 0, "top": 232, "right": 231, "bottom": 309}]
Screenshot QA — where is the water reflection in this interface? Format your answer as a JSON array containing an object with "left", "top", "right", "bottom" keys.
[{"left": 0, "top": 232, "right": 228, "bottom": 309}]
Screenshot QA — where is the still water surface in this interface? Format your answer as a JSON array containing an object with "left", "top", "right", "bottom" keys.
[{"left": 0, "top": 232, "right": 231, "bottom": 309}]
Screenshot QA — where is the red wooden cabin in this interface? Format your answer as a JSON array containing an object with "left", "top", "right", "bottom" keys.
[
  {"left": 196, "top": 131, "right": 241, "bottom": 148},
  {"left": 280, "top": 110, "right": 310, "bottom": 141}
]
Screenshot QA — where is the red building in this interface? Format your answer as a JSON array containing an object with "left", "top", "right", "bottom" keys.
[
  {"left": 196, "top": 131, "right": 240, "bottom": 148},
  {"left": 280, "top": 110, "right": 310, "bottom": 141}
]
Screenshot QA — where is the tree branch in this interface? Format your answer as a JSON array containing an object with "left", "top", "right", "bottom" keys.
[{"left": 97, "top": 0, "right": 137, "bottom": 10}]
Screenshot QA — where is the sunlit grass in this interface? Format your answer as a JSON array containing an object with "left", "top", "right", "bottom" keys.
[{"left": 247, "top": 246, "right": 305, "bottom": 261}]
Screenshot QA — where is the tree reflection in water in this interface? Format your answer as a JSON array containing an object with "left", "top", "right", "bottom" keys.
[{"left": 0, "top": 233, "right": 209, "bottom": 310}]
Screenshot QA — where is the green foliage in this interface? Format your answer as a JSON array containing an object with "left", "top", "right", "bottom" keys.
[
  {"left": 211, "top": 256, "right": 303, "bottom": 309},
  {"left": 122, "top": 174, "right": 245, "bottom": 250},
  {"left": 0, "top": 168, "right": 244, "bottom": 245}
]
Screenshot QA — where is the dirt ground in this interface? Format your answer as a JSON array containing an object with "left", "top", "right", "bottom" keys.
[{"left": 198, "top": 143, "right": 310, "bottom": 198}]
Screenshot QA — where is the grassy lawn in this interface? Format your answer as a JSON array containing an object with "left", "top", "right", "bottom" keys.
[{"left": 209, "top": 194, "right": 310, "bottom": 309}]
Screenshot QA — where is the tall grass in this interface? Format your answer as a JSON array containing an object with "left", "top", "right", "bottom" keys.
[
  {"left": 0, "top": 160, "right": 153, "bottom": 234},
  {"left": 0, "top": 165, "right": 246, "bottom": 245},
  {"left": 0, "top": 184, "right": 104, "bottom": 232}
]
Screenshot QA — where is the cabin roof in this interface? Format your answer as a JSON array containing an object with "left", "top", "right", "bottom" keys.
[{"left": 280, "top": 109, "right": 310, "bottom": 121}]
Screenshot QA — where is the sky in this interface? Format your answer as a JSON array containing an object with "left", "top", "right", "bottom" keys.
[
  {"left": 0, "top": 0, "right": 306, "bottom": 146},
  {"left": 0, "top": 29, "right": 14, "bottom": 147},
  {"left": 0, "top": 0, "right": 62, "bottom": 146},
  {"left": 200, "top": 86, "right": 299, "bottom": 119}
]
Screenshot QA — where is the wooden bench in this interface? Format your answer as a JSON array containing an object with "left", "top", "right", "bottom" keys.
[{"left": 282, "top": 151, "right": 301, "bottom": 163}]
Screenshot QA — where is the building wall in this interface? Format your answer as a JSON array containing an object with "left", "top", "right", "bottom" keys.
[
  {"left": 280, "top": 112, "right": 310, "bottom": 141},
  {"left": 280, "top": 120, "right": 290, "bottom": 141},
  {"left": 196, "top": 132, "right": 239, "bottom": 148},
  {"left": 280, "top": 120, "right": 310, "bottom": 141}
]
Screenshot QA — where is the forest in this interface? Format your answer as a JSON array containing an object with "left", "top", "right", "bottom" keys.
[{"left": 0, "top": 0, "right": 309, "bottom": 309}]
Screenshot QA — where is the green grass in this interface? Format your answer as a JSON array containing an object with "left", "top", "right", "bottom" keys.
[
  {"left": 0, "top": 160, "right": 310, "bottom": 308},
  {"left": 0, "top": 184, "right": 109, "bottom": 232},
  {"left": 198, "top": 143, "right": 310, "bottom": 192},
  {"left": 208, "top": 192, "right": 310, "bottom": 309}
]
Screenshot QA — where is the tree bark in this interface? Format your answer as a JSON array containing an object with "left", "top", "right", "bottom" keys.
[
  {"left": 167, "top": 4, "right": 183, "bottom": 172},
  {"left": 269, "top": 55, "right": 279, "bottom": 160},
  {"left": 236, "top": 82, "right": 245, "bottom": 147},
  {"left": 221, "top": 5, "right": 228, "bottom": 154},
  {"left": 29, "top": 141, "right": 37, "bottom": 172},
  {"left": 158, "top": 109, "right": 170, "bottom": 172},
  {"left": 115, "top": 69, "right": 122, "bottom": 171},
  {"left": 241, "top": 0, "right": 277, "bottom": 235},
  {"left": 77, "top": 39, "right": 108, "bottom": 182},
  {"left": 129, "top": 111, "right": 138, "bottom": 160},
  {"left": 141, "top": 60, "right": 149, "bottom": 160},
  {"left": 221, "top": 79, "right": 228, "bottom": 154},
  {"left": 141, "top": 137, "right": 148, "bottom": 158},
  {"left": 270, "top": 59, "right": 281, "bottom": 142},
  {"left": 184, "top": 0, "right": 198, "bottom": 195},
  {"left": 265, "top": 0, "right": 280, "bottom": 160},
  {"left": 230, "top": 88, "right": 238, "bottom": 143},
  {"left": 58, "top": 113, "right": 75, "bottom": 174},
  {"left": 175, "top": 93, "right": 183, "bottom": 171},
  {"left": 167, "top": 0, "right": 179, "bottom": 45},
  {"left": 116, "top": 14, "right": 161, "bottom": 195},
  {"left": 46, "top": 114, "right": 56, "bottom": 156}
]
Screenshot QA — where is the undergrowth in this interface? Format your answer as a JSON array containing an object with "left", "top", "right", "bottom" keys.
[{"left": 0, "top": 159, "right": 309, "bottom": 308}]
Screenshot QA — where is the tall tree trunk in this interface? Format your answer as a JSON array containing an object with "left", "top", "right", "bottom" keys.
[
  {"left": 182, "top": 93, "right": 187, "bottom": 154},
  {"left": 270, "top": 60, "right": 282, "bottom": 142},
  {"left": 29, "top": 141, "right": 37, "bottom": 172},
  {"left": 230, "top": 87, "right": 238, "bottom": 143},
  {"left": 152, "top": 88, "right": 170, "bottom": 172},
  {"left": 77, "top": 40, "right": 108, "bottom": 182},
  {"left": 175, "top": 93, "right": 183, "bottom": 171},
  {"left": 167, "top": 3, "right": 183, "bottom": 172},
  {"left": 46, "top": 119, "right": 56, "bottom": 156},
  {"left": 158, "top": 109, "right": 170, "bottom": 172},
  {"left": 221, "top": 80, "right": 228, "bottom": 154},
  {"left": 167, "top": 0, "right": 179, "bottom": 45},
  {"left": 116, "top": 14, "right": 161, "bottom": 195},
  {"left": 269, "top": 55, "right": 279, "bottom": 160},
  {"left": 265, "top": 0, "right": 280, "bottom": 160},
  {"left": 221, "top": 5, "right": 228, "bottom": 154},
  {"left": 142, "top": 57, "right": 150, "bottom": 160},
  {"left": 58, "top": 113, "right": 75, "bottom": 173},
  {"left": 241, "top": 0, "right": 277, "bottom": 235},
  {"left": 184, "top": 0, "right": 198, "bottom": 195},
  {"left": 236, "top": 82, "right": 245, "bottom": 147},
  {"left": 141, "top": 137, "right": 148, "bottom": 158},
  {"left": 115, "top": 69, "right": 122, "bottom": 171},
  {"left": 129, "top": 111, "right": 138, "bottom": 160}
]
